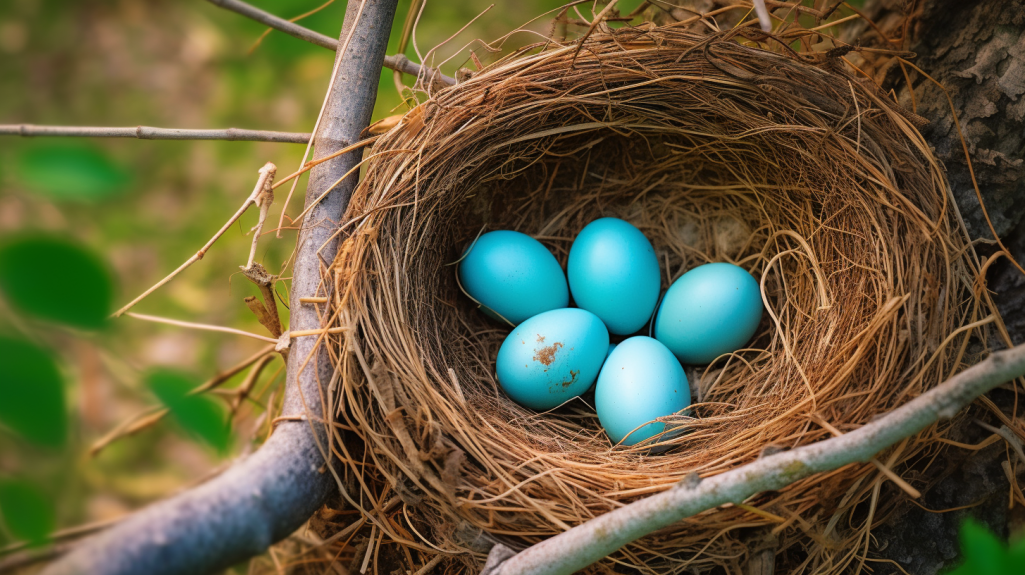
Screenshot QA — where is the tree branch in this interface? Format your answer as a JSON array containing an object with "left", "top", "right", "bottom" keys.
[
  {"left": 206, "top": 0, "right": 456, "bottom": 86},
  {"left": 0, "top": 124, "right": 311, "bottom": 143},
  {"left": 38, "top": 1, "right": 399, "bottom": 574},
  {"left": 490, "top": 342, "right": 1025, "bottom": 575}
]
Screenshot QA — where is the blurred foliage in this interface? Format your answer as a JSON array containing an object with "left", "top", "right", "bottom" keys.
[
  {"left": 950, "top": 520, "right": 1025, "bottom": 575},
  {"left": 148, "top": 369, "right": 232, "bottom": 454},
  {"left": 0, "top": 0, "right": 609, "bottom": 556},
  {"left": 0, "top": 336, "right": 66, "bottom": 449},
  {"left": 15, "top": 142, "right": 132, "bottom": 202},
  {"left": 0, "top": 478, "right": 56, "bottom": 547},
  {"left": 0, "top": 235, "right": 113, "bottom": 329}
]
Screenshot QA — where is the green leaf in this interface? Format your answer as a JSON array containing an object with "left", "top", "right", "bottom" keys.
[
  {"left": 959, "top": 519, "right": 1007, "bottom": 574},
  {"left": 148, "top": 370, "right": 231, "bottom": 453},
  {"left": 0, "top": 336, "right": 66, "bottom": 448},
  {"left": 0, "top": 235, "right": 114, "bottom": 330},
  {"left": 16, "top": 142, "right": 131, "bottom": 202},
  {"left": 0, "top": 479, "right": 55, "bottom": 546},
  {"left": 950, "top": 519, "right": 1025, "bottom": 575}
]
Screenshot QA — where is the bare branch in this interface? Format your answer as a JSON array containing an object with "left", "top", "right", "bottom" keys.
[
  {"left": 385, "top": 54, "right": 457, "bottom": 87},
  {"left": 206, "top": 0, "right": 456, "bottom": 86},
  {"left": 489, "top": 342, "right": 1025, "bottom": 575},
  {"left": 207, "top": 0, "right": 337, "bottom": 49},
  {"left": 40, "top": 1, "right": 399, "bottom": 574},
  {"left": 0, "top": 124, "right": 311, "bottom": 143}
]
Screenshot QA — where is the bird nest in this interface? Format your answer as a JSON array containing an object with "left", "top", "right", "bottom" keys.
[{"left": 325, "top": 26, "right": 993, "bottom": 574}]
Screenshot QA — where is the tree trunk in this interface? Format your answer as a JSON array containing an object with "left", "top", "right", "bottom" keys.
[{"left": 850, "top": 1, "right": 1025, "bottom": 572}]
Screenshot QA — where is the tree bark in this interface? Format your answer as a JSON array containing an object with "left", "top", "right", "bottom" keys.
[
  {"left": 850, "top": 1, "right": 1025, "bottom": 572},
  {"left": 38, "top": 1, "right": 398, "bottom": 574}
]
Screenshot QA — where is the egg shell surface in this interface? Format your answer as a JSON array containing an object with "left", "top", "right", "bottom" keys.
[
  {"left": 567, "top": 218, "right": 660, "bottom": 335},
  {"left": 654, "top": 262, "right": 763, "bottom": 364},
  {"left": 595, "top": 336, "right": 689, "bottom": 446},
  {"left": 459, "top": 230, "right": 569, "bottom": 325},
  {"left": 497, "top": 308, "right": 609, "bottom": 410}
]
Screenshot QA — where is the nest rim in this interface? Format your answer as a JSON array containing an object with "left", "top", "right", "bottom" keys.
[{"left": 325, "top": 26, "right": 995, "bottom": 574}]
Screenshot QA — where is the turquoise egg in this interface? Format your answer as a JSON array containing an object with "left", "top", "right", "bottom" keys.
[
  {"left": 595, "top": 336, "right": 689, "bottom": 446},
  {"left": 654, "top": 262, "right": 763, "bottom": 364},
  {"left": 567, "top": 218, "right": 661, "bottom": 335},
  {"left": 496, "top": 308, "right": 609, "bottom": 410},
  {"left": 459, "top": 230, "right": 569, "bottom": 325}
]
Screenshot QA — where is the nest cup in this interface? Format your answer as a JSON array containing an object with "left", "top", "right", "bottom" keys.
[{"left": 328, "top": 27, "right": 993, "bottom": 573}]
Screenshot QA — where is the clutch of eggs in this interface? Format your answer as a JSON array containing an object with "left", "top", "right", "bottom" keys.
[{"left": 458, "top": 222, "right": 764, "bottom": 449}]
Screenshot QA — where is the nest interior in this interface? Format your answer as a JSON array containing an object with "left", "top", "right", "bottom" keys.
[{"left": 326, "top": 26, "right": 993, "bottom": 574}]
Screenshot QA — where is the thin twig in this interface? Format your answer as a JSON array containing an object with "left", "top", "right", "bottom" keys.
[
  {"left": 569, "top": 0, "right": 620, "bottom": 68},
  {"left": 248, "top": 0, "right": 336, "bottom": 54},
  {"left": 270, "top": 136, "right": 380, "bottom": 192},
  {"left": 753, "top": 0, "right": 772, "bottom": 32},
  {"left": 192, "top": 344, "right": 278, "bottom": 394},
  {"left": 232, "top": 354, "right": 276, "bottom": 414},
  {"left": 245, "top": 166, "right": 276, "bottom": 270},
  {"left": 413, "top": 554, "right": 445, "bottom": 575},
  {"left": 975, "top": 420, "right": 1025, "bottom": 466},
  {"left": 206, "top": 0, "right": 455, "bottom": 86},
  {"left": 125, "top": 312, "right": 279, "bottom": 343},
  {"left": 0, "top": 124, "right": 310, "bottom": 143},
  {"left": 88, "top": 407, "right": 170, "bottom": 457},
  {"left": 89, "top": 344, "right": 276, "bottom": 456},
  {"left": 0, "top": 518, "right": 123, "bottom": 558},
  {"left": 113, "top": 162, "right": 277, "bottom": 317},
  {"left": 490, "top": 343, "right": 1025, "bottom": 575},
  {"left": 0, "top": 543, "right": 73, "bottom": 574}
]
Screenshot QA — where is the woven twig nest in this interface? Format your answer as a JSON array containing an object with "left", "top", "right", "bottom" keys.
[{"left": 328, "top": 26, "right": 993, "bottom": 573}]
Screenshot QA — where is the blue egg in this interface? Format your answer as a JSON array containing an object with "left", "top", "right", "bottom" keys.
[
  {"left": 595, "top": 336, "right": 689, "bottom": 446},
  {"left": 654, "top": 262, "right": 763, "bottom": 365},
  {"left": 568, "top": 218, "right": 661, "bottom": 335},
  {"left": 496, "top": 308, "right": 609, "bottom": 410},
  {"left": 459, "top": 231, "right": 569, "bottom": 325},
  {"left": 606, "top": 343, "right": 617, "bottom": 359}
]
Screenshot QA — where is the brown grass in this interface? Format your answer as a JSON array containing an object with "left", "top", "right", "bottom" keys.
[{"left": 321, "top": 25, "right": 996, "bottom": 574}]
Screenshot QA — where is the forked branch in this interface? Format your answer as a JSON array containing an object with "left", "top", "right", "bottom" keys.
[
  {"left": 489, "top": 342, "right": 1025, "bottom": 575},
  {"left": 112, "top": 162, "right": 276, "bottom": 317}
]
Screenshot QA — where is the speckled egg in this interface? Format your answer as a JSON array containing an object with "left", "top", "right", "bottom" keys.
[
  {"left": 567, "top": 218, "right": 661, "bottom": 335},
  {"left": 654, "top": 262, "right": 763, "bottom": 364},
  {"left": 496, "top": 308, "right": 609, "bottom": 410},
  {"left": 458, "top": 230, "right": 569, "bottom": 325},
  {"left": 595, "top": 336, "right": 689, "bottom": 446}
]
